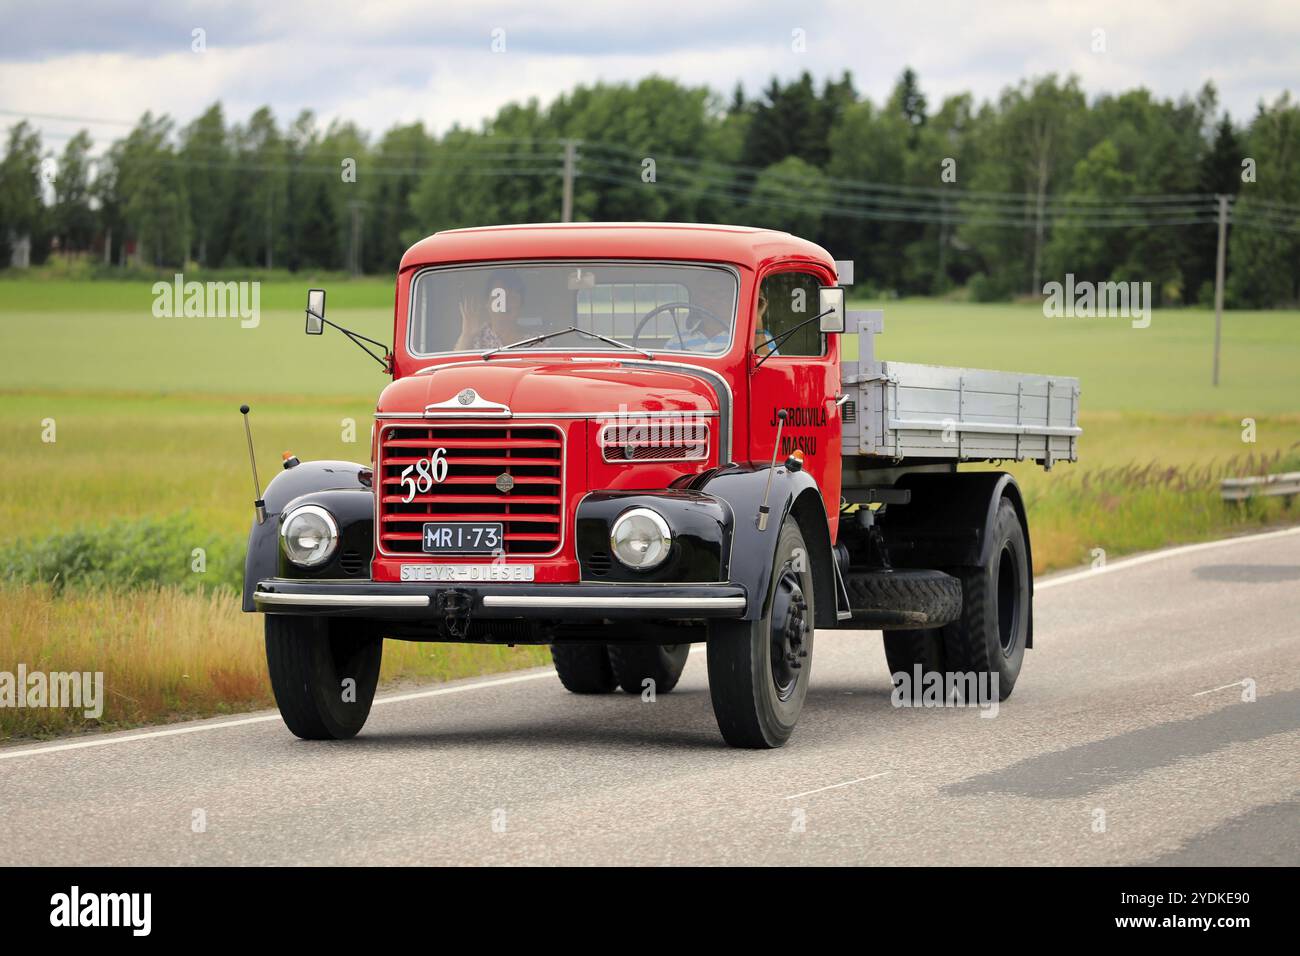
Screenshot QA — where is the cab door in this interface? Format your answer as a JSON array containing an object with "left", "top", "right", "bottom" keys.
[{"left": 747, "top": 265, "right": 842, "bottom": 542}]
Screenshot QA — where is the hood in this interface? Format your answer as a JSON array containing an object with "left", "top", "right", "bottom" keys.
[{"left": 376, "top": 358, "right": 720, "bottom": 418}]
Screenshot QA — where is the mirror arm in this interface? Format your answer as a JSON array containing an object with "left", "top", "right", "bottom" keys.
[
  {"left": 753, "top": 308, "right": 833, "bottom": 370},
  {"left": 316, "top": 314, "right": 392, "bottom": 371}
]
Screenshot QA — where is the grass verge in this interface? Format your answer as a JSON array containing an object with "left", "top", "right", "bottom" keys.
[{"left": 0, "top": 583, "right": 552, "bottom": 740}]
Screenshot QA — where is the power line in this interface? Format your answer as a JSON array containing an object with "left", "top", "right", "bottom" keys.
[{"left": 7, "top": 105, "right": 1299, "bottom": 234}]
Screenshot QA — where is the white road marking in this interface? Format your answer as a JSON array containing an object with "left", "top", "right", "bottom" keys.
[
  {"left": 785, "top": 771, "right": 890, "bottom": 800},
  {"left": 1192, "top": 680, "right": 1249, "bottom": 697},
  {"left": 0, "top": 670, "right": 558, "bottom": 762},
  {"left": 1, "top": 526, "right": 1295, "bottom": 764},
  {"left": 1036, "top": 525, "right": 1300, "bottom": 592}
]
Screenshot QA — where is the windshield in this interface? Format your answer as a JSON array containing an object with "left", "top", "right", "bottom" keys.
[{"left": 408, "top": 261, "right": 738, "bottom": 356}]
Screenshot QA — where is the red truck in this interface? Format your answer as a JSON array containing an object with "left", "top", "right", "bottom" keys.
[{"left": 243, "top": 223, "right": 1080, "bottom": 748}]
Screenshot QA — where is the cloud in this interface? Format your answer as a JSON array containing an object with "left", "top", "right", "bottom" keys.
[{"left": 1, "top": 0, "right": 1296, "bottom": 151}]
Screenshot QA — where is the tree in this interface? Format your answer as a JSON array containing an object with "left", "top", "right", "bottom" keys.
[
  {"left": 180, "top": 103, "right": 232, "bottom": 266},
  {"left": 1043, "top": 139, "right": 1138, "bottom": 282},
  {"left": 748, "top": 156, "right": 829, "bottom": 238},
  {"left": 115, "top": 113, "right": 190, "bottom": 267},
  {"left": 361, "top": 122, "right": 432, "bottom": 272},
  {"left": 959, "top": 76, "right": 1088, "bottom": 295},
  {"left": 0, "top": 121, "right": 46, "bottom": 265},
  {"left": 889, "top": 67, "right": 928, "bottom": 145},
  {"left": 1228, "top": 93, "right": 1300, "bottom": 306},
  {"left": 229, "top": 107, "right": 288, "bottom": 269},
  {"left": 51, "top": 131, "right": 96, "bottom": 253}
]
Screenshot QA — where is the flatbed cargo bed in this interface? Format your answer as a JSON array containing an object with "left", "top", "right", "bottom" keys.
[{"left": 840, "top": 311, "right": 1081, "bottom": 469}]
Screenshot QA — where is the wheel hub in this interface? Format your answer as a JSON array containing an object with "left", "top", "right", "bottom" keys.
[{"left": 769, "top": 566, "right": 809, "bottom": 701}]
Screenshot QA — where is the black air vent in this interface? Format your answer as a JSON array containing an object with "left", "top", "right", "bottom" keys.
[
  {"left": 586, "top": 551, "right": 612, "bottom": 577},
  {"left": 340, "top": 550, "right": 365, "bottom": 575}
]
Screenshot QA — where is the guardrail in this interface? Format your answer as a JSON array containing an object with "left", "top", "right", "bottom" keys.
[{"left": 1220, "top": 471, "right": 1300, "bottom": 503}]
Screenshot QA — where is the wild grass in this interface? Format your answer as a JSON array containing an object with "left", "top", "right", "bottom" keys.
[
  {"left": 0, "top": 583, "right": 552, "bottom": 740},
  {"left": 1016, "top": 446, "right": 1300, "bottom": 570},
  {"left": 0, "top": 513, "right": 243, "bottom": 594}
]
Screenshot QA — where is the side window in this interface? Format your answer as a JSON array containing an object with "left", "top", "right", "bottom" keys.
[{"left": 757, "top": 271, "right": 824, "bottom": 357}]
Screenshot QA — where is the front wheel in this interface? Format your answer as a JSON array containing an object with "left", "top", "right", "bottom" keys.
[
  {"left": 707, "top": 517, "right": 815, "bottom": 748},
  {"left": 943, "top": 498, "right": 1030, "bottom": 700},
  {"left": 265, "top": 615, "right": 383, "bottom": 740}
]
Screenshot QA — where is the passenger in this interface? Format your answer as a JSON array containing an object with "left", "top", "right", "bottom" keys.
[{"left": 456, "top": 269, "right": 528, "bottom": 351}]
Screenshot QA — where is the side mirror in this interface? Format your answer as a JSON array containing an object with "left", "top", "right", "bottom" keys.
[
  {"left": 818, "top": 287, "right": 846, "bottom": 333},
  {"left": 305, "top": 289, "right": 326, "bottom": 335}
]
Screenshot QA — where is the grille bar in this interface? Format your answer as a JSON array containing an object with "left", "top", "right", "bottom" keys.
[{"left": 378, "top": 423, "right": 564, "bottom": 556}]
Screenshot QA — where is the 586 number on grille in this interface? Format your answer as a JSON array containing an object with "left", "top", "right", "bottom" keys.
[{"left": 400, "top": 448, "right": 448, "bottom": 502}]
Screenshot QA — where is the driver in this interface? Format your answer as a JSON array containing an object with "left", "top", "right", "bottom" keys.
[
  {"left": 661, "top": 285, "right": 779, "bottom": 356},
  {"left": 455, "top": 269, "right": 527, "bottom": 351}
]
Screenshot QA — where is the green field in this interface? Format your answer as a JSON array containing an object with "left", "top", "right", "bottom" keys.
[
  {"left": 1, "top": 276, "right": 1297, "bottom": 737},
  {"left": 3, "top": 277, "right": 1297, "bottom": 411}
]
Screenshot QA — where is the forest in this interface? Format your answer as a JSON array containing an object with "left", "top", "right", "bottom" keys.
[{"left": 1, "top": 69, "right": 1297, "bottom": 306}]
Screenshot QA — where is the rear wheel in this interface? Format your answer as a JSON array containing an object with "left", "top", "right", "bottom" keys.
[
  {"left": 265, "top": 615, "right": 383, "bottom": 740},
  {"left": 550, "top": 643, "right": 617, "bottom": 694},
  {"left": 608, "top": 643, "right": 690, "bottom": 695},
  {"left": 943, "top": 498, "right": 1030, "bottom": 700},
  {"left": 707, "top": 518, "right": 815, "bottom": 748}
]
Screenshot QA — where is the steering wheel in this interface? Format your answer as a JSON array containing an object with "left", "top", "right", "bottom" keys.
[{"left": 632, "top": 301, "right": 729, "bottom": 350}]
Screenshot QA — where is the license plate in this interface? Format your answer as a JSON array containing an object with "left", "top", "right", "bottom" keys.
[
  {"left": 400, "top": 564, "right": 535, "bottom": 582},
  {"left": 422, "top": 522, "right": 502, "bottom": 554}
]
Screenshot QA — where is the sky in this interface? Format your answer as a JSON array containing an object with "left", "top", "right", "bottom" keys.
[{"left": 2, "top": 0, "right": 1297, "bottom": 152}]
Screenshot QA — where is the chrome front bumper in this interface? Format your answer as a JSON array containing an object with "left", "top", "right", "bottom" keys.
[{"left": 252, "top": 578, "right": 747, "bottom": 620}]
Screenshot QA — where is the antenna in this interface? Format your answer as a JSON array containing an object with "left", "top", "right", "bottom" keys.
[
  {"left": 240, "top": 404, "right": 266, "bottom": 524},
  {"left": 756, "top": 409, "right": 788, "bottom": 531}
]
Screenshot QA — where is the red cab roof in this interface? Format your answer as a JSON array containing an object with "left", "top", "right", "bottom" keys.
[{"left": 398, "top": 222, "right": 836, "bottom": 275}]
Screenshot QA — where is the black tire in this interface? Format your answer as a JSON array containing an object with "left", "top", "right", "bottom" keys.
[
  {"left": 550, "top": 643, "right": 617, "bottom": 694},
  {"left": 942, "top": 498, "right": 1030, "bottom": 700},
  {"left": 844, "top": 568, "right": 962, "bottom": 628},
  {"left": 707, "top": 517, "right": 815, "bottom": 748},
  {"left": 265, "top": 615, "right": 383, "bottom": 740},
  {"left": 607, "top": 643, "right": 690, "bottom": 695},
  {"left": 883, "top": 626, "right": 948, "bottom": 684}
]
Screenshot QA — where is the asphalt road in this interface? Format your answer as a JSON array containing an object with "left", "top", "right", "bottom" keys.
[{"left": 2, "top": 528, "right": 1297, "bottom": 866}]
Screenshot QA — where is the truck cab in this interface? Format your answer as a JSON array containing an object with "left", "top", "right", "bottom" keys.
[{"left": 244, "top": 222, "right": 1079, "bottom": 749}]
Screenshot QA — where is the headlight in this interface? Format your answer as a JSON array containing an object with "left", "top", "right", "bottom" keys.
[
  {"left": 609, "top": 507, "right": 672, "bottom": 570},
  {"left": 280, "top": 504, "right": 339, "bottom": 567}
]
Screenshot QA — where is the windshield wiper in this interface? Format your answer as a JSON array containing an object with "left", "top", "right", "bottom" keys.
[{"left": 482, "top": 326, "right": 654, "bottom": 360}]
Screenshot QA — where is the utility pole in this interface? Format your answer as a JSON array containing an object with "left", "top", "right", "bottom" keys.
[
  {"left": 1212, "top": 194, "right": 1230, "bottom": 387},
  {"left": 561, "top": 140, "right": 576, "bottom": 223}
]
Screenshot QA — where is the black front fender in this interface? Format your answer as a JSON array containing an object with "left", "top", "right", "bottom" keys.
[
  {"left": 242, "top": 460, "right": 373, "bottom": 611},
  {"left": 683, "top": 464, "right": 836, "bottom": 626}
]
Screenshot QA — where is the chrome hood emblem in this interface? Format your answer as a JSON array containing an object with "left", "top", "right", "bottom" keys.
[{"left": 424, "top": 390, "right": 511, "bottom": 416}]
